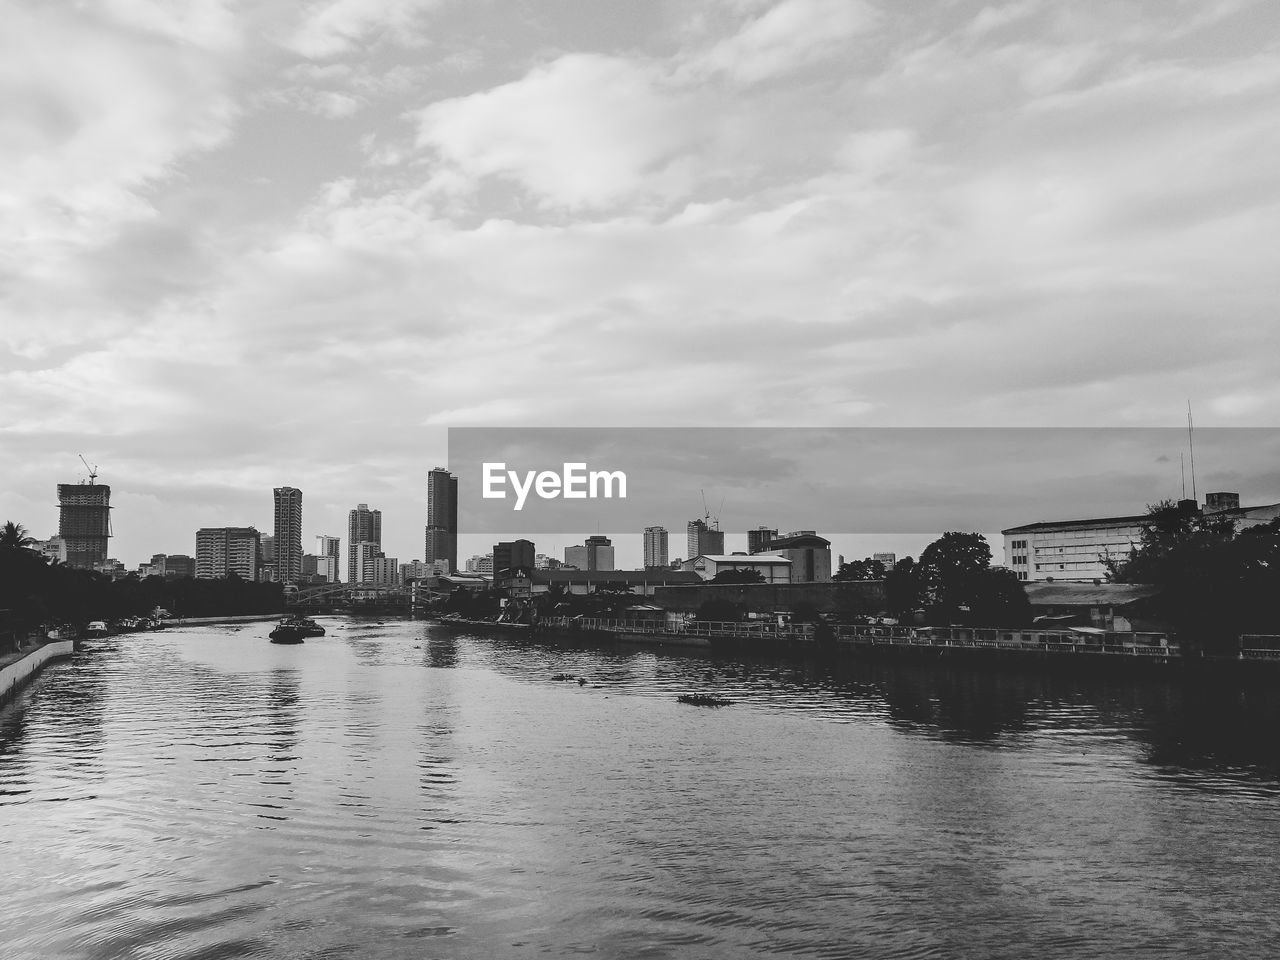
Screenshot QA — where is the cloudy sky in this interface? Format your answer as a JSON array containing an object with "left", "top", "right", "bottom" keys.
[{"left": 3, "top": 0, "right": 1279, "bottom": 569}]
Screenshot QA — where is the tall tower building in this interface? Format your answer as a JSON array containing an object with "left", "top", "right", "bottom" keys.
[
  {"left": 425, "top": 467, "right": 458, "bottom": 573},
  {"left": 273, "top": 487, "right": 303, "bottom": 584},
  {"left": 347, "top": 503, "right": 382, "bottom": 584},
  {"left": 687, "top": 518, "right": 724, "bottom": 559},
  {"left": 643, "top": 526, "right": 668, "bottom": 568},
  {"left": 57, "top": 481, "right": 112, "bottom": 570}
]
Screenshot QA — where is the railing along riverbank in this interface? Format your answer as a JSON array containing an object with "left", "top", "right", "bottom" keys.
[{"left": 534, "top": 616, "right": 1181, "bottom": 659}]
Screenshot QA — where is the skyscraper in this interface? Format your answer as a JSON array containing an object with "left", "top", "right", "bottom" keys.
[
  {"left": 643, "top": 526, "right": 668, "bottom": 568},
  {"left": 347, "top": 503, "right": 382, "bottom": 584},
  {"left": 687, "top": 518, "right": 724, "bottom": 559},
  {"left": 273, "top": 487, "right": 303, "bottom": 584},
  {"left": 425, "top": 467, "right": 458, "bottom": 573},
  {"left": 57, "top": 481, "right": 111, "bottom": 570}
]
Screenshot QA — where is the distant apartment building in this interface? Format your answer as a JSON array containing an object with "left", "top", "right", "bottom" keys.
[
  {"left": 57, "top": 482, "right": 111, "bottom": 570},
  {"left": 746, "top": 526, "right": 778, "bottom": 556},
  {"left": 139, "top": 553, "right": 195, "bottom": 579},
  {"left": 260, "top": 535, "right": 276, "bottom": 563},
  {"left": 873, "top": 552, "right": 897, "bottom": 570},
  {"left": 465, "top": 554, "right": 494, "bottom": 574},
  {"left": 314, "top": 535, "right": 340, "bottom": 582},
  {"left": 195, "top": 527, "right": 262, "bottom": 580},
  {"left": 347, "top": 504, "right": 382, "bottom": 584},
  {"left": 400, "top": 560, "right": 429, "bottom": 582},
  {"left": 352, "top": 540, "right": 397, "bottom": 585},
  {"left": 425, "top": 467, "right": 458, "bottom": 573},
  {"left": 493, "top": 539, "right": 535, "bottom": 575},
  {"left": 766, "top": 532, "right": 832, "bottom": 583},
  {"left": 643, "top": 526, "right": 669, "bottom": 569},
  {"left": 1002, "top": 491, "right": 1280, "bottom": 582},
  {"left": 687, "top": 519, "right": 724, "bottom": 560},
  {"left": 565, "top": 535, "right": 613, "bottom": 571}
]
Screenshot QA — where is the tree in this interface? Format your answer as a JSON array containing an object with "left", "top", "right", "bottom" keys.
[
  {"left": 710, "top": 568, "right": 766, "bottom": 584},
  {"left": 884, "top": 557, "right": 921, "bottom": 616},
  {"left": 832, "top": 558, "right": 886, "bottom": 582},
  {"left": 909, "top": 533, "right": 1032, "bottom": 627},
  {"left": 1, "top": 521, "right": 39, "bottom": 552}
]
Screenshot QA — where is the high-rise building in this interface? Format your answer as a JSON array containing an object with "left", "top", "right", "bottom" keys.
[
  {"left": 260, "top": 535, "right": 276, "bottom": 562},
  {"left": 643, "top": 526, "right": 668, "bottom": 568},
  {"left": 273, "top": 487, "right": 303, "bottom": 584},
  {"left": 747, "top": 526, "right": 778, "bottom": 555},
  {"left": 316, "top": 535, "right": 341, "bottom": 582},
  {"left": 687, "top": 519, "right": 724, "bottom": 560},
  {"left": 425, "top": 468, "right": 458, "bottom": 573},
  {"left": 57, "top": 482, "right": 111, "bottom": 570},
  {"left": 195, "top": 527, "right": 262, "bottom": 580},
  {"left": 493, "top": 539, "right": 535, "bottom": 575},
  {"left": 873, "top": 552, "right": 897, "bottom": 570},
  {"left": 347, "top": 504, "right": 382, "bottom": 584}
]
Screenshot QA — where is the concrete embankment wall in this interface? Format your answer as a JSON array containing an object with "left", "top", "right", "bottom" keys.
[
  {"left": 652, "top": 581, "right": 886, "bottom": 615},
  {"left": 1, "top": 640, "right": 75, "bottom": 707}
]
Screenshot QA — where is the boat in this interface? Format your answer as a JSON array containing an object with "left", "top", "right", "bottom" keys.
[
  {"left": 84, "top": 621, "right": 110, "bottom": 638},
  {"left": 277, "top": 616, "right": 325, "bottom": 637},
  {"left": 269, "top": 625, "right": 307, "bottom": 644},
  {"left": 270, "top": 616, "right": 324, "bottom": 644}
]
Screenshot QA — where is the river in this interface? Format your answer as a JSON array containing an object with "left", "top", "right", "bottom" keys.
[{"left": 3, "top": 618, "right": 1279, "bottom": 959}]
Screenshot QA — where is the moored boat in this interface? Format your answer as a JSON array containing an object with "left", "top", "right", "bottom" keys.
[{"left": 269, "top": 625, "right": 307, "bottom": 644}]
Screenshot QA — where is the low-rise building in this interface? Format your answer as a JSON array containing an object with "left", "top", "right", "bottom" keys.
[
  {"left": 530, "top": 569, "right": 703, "bottom": 597},
  {"left": 681, "top": 554, "right": 792, "bottom": 583},
  {"left": 765, "top": 532, "right": 832, "bottom": 583},
  {"left": 1003, "top": 492, "right": 1280, "bottom": 582}
]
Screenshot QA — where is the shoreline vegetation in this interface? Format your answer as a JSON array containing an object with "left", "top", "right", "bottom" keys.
[{"left": 1, "top": 524, "right": 285, "bottom": 656}]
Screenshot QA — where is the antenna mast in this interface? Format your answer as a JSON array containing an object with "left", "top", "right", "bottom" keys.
[{"left": 1186, "top": 401, "right": 1197, "bottom": 503}]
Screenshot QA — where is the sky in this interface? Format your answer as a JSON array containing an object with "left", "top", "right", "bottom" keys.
[{"left": 2, "top": 0, "right": 1279, "bottom": 570}]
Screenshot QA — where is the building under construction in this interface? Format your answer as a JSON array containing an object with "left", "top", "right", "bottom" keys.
[{"left": 57, "top": 482, "right": 112, "bottom": 570}]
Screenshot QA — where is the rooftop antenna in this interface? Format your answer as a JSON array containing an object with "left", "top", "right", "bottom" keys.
[
  {"left": 1180, "top": 453, "right": 1186, "bottom": 500},
  {"left": 1187, "top": 400, "right": 1197, "bottom": 503}
]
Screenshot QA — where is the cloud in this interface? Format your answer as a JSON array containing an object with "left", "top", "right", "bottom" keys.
[
  {"left": 415, "top": 54, "right": 702, "bottom": 210},
  {"left": 286, "top": 0, "right": 442, "bottom": 58},
  {"left": 684, "top": 0, "right": 880, "bottom": 85}
]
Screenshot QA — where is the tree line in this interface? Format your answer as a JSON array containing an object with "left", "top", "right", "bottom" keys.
[{"left": 2, "top": 521, "right": 285, "bottom": 649}]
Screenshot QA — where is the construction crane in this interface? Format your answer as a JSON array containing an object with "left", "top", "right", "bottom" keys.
[
  {"left": 700, "top": 489, "right": 721, "bottom": 531},
  {"left": 79, "top": 454, "right": 99, "bottom": 485}
]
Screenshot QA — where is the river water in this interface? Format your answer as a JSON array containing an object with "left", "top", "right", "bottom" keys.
[{"left": 3, "top": 618, "right": 1279, "bottom": 959}]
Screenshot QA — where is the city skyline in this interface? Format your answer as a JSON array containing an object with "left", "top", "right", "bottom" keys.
[{"left": 4, "top": 1, "right": 1280, "bottom": 574}]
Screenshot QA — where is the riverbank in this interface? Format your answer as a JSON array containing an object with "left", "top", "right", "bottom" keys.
[
  {"left": 0, "top": 639, "right": 75, "bottom": 707},
  {"left": 167, "top": 614, "right": 282, "bottom": 627}
]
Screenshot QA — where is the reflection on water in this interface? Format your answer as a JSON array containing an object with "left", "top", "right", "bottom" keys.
[{"left": 3, "top": 617, "right": 1280, "bottom": 959}]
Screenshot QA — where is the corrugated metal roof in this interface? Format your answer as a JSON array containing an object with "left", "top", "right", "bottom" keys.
[
  {"left": 693, "top": 554, "right": 791, "bottom": 564},
  {"left": 532, "top": 570, "right": 704, "bottom": 585},
  {"left": 1002, "top": 514, "right": 1149, "bottom": 534}
]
